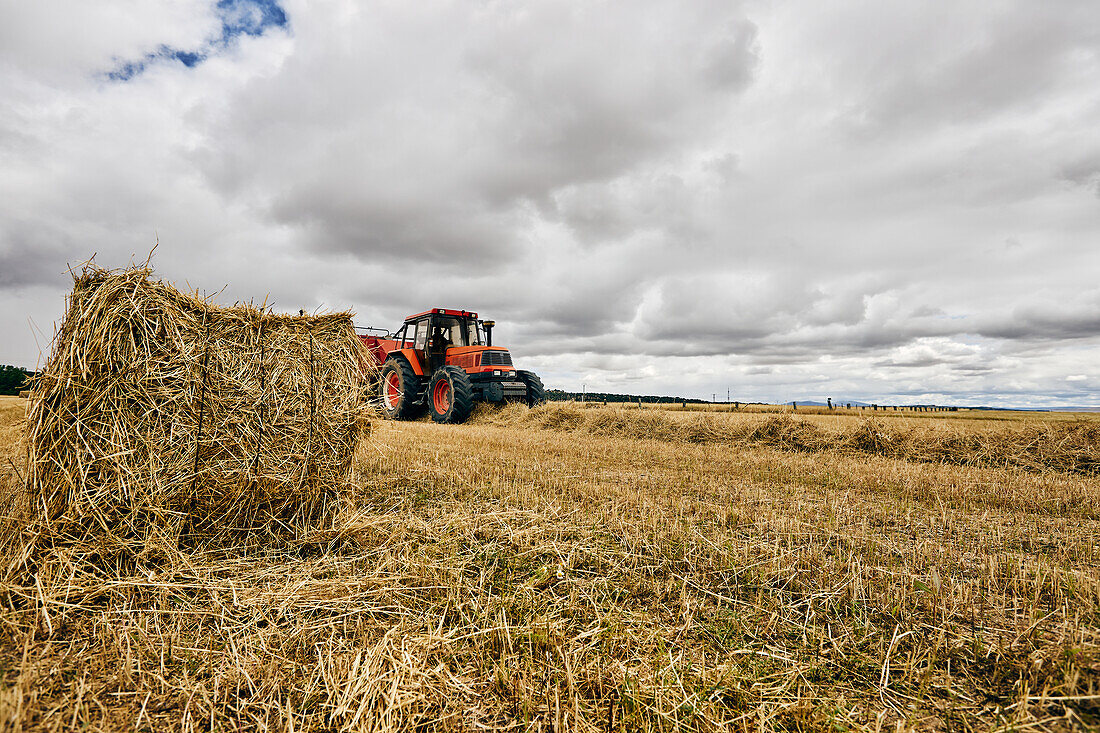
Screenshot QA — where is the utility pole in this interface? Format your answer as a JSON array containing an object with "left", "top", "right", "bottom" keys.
[
  {"left": 712, "top": 393, "right": 716, "bottom": 404},
  {"left": 582, "top": 384, "right": 585, "bottom": 405}
]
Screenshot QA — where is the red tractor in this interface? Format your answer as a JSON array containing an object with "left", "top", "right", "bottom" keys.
[{"left": 359, "top": 308, "right": 546, "bottom": 424}]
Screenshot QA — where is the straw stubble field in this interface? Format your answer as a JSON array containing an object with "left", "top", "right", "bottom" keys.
[{"left": 1, "top": 397, "right": 1098, "bottom": 731}]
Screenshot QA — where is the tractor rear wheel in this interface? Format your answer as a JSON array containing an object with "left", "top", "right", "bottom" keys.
[
  {"left": 517, "top": 370, "right": 546, "bottom": 407},
  {"left": 379, "top": 358, "right": 425, "bottom": 420},
  {"left": 428, "top": 367, "right": 474, "bottom": 424}
]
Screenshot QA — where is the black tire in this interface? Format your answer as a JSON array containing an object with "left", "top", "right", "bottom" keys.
[
  {"left": 428, "top": 367, "right": 474, "bottom": 424},
  {"left": 379, "top": 358, "right": 425, "bottom": 420},
  {"left": 517, "top": 370, "right": 546, "bottom": 407}
]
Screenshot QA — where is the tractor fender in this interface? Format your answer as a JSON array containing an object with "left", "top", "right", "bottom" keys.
[{"left": 389, "top": 347, "right": 426, "bottom": 376}]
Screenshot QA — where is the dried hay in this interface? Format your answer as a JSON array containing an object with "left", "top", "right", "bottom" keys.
[
  {"left": 896, "top": 419, "right": 1100, "bottom": 475},
  {"left": 737, "top": 414, "right": 829, "bottom": 452},
  {"left": 586, "top": 408, "right": 682, "bottom": 441},
  {"left": 478, "top": 403, "right": 1100, "bottom": 477},
  {"left": 518, "top": 402, "right": 586, "bottom": 431},
  {"left": 679, "top": 413, "right": 728, "bottom": 443},
  {"left": 3, "top": 265, "right": 374, "bottom": 574},
  {"left": 837, "top": 418, "right": 899, "bottom": 455}
]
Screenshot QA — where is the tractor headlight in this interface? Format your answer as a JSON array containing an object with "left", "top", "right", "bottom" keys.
[{"left": 494, "top": 370, "right": 501, "bottom": 376}]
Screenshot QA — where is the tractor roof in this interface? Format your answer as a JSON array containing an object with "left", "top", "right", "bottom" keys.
[{"left": 404, "top": 308, "right": 478, "bottom": 321}]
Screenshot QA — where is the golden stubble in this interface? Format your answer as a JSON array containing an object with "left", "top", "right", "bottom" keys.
[{"left": 0, "top": 400, "right": 1096, "bottom": 732}]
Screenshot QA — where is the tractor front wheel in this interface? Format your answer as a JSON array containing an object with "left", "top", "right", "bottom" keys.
[
  {"left": 379, "top": 358, "right": 425, "bottom": 420},
  {"left": 428, "top": 367, "right": 474, "bottom": 424},
  {"left": 517, "top": 370, "right": 546, "bottom": 407}
]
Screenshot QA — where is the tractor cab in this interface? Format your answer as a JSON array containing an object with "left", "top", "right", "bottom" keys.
[
  {"left": 359, "top": 308, "right": 546, "bottom": 424},
  {"left": 392, "top": 309, "right": 485, "bottom": 373}
]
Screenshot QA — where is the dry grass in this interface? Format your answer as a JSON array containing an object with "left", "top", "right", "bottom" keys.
[
  {"left": 0, "top": 398, "right": 1098, "bottom": 731},
  {"left": 479, "top": 404, "right": 1100, "bottom": 479}
]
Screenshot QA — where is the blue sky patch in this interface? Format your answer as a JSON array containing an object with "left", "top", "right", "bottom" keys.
[
  {"left": 107, "top": 0, "right": 288, "bottom": 81},
  {"left": 217, "top": 0, "right": 287, "bottom": 37}
]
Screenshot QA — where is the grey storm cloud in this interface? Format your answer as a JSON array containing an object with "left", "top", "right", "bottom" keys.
[
  {"left": 978, "top": 295, "right": 1100, "bottom": 342},
  {"left": 0, "top": 225, "right": 75, "bottom": 288},
  {"left": 1, "top": 0, "right": 1099, "bottom": 407},
  {"left": 191, "top": 2, "right": 761, "bottom": 266}
]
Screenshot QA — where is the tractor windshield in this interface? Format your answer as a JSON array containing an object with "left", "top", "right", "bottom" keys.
[
  {"left": 432, "top": 316, "right": 480, "bottom": 347},
  {"left": 409, "top": 315, "right": 484, "bottom": 348}
]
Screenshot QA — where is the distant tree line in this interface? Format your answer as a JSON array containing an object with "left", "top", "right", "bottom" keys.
[
  {"left": 546, "top": 389, "right": 709, "bottom": 405},
  {"left": 0, "top": 365, "right": 34, "bottom": 395}
]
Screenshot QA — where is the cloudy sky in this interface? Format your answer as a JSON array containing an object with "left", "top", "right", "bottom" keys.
[{"left": 2, "top": 0, "right": 1099, "bottom": 407}]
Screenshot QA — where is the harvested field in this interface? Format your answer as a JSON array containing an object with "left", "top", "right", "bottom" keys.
[
  {"left": 479, "top": 403, "right": 1100, "bottom": 478},
  {"left": 0, "top": 398, "right": 1098, "bottom": 731}
]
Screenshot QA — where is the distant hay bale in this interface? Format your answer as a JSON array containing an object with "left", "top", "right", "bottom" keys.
[
  {"left": 838, "top": 418, "right": 900, "bottom": 455},
  {"left": 7, "top": 265, "right": 374, "bottom": 565},
  {"left": 738, "top": 414, "right": 828, "bottom": 452},
  {"left": 586, "top": 408, "right": 682, "bottom": 441}
]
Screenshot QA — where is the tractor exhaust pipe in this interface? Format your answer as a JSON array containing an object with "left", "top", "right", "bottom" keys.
[{"left": 482, "top": 320, "right": 495, "bottom": 347}]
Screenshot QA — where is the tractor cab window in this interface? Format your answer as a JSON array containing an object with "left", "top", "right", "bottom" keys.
[
  {"left": 431, "top": 317, "right": 464, "bottom": 347},
  {"left": 412, "top": 320, "right": 428, "bottom": 351},
  {"left": 393, "top": 324, "right": 408, "bottom": 347},
  {"left": 467, "top": 320, "right": 483, "bottom": 346}
]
